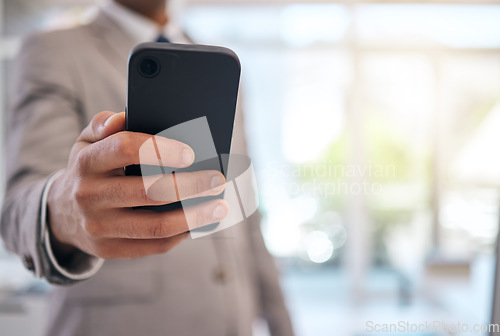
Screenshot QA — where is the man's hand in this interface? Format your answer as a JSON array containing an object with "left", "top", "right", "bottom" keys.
[{"left": 47, "top": 111, "right": 228, "bottom": 259}]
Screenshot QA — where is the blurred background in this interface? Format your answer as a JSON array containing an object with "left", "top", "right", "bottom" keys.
[{"left": 1, "top": 0, "right": 500, "bottom": 335}]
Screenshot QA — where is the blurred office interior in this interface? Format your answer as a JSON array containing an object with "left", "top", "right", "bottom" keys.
[{"left": 1, "top": 0, "right": 500, "bottom": 335}]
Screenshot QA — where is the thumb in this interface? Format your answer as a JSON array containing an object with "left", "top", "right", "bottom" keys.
[{"left": 78, "top": 111, "right": 126, "bottom": 144}]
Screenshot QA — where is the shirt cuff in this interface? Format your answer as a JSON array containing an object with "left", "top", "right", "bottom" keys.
[{"left": 40, "top": 170, "right": 104, "bottom": 281}]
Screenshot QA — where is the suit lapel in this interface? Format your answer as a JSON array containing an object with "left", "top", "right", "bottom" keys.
[
  {"left": 87, "top": 10, "right": 197, "bottom": 79},
  {"left": 87, "top": 11, "right": 137, "bottom": 79}
]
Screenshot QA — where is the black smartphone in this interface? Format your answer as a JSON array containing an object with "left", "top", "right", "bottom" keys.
[{"left": 125, "top": 42, "right": 241, "bottom": 231}]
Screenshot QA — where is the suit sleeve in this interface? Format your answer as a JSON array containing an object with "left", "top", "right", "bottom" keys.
[
  {"left": 0, "top": 33, "right": 101, "bottom": 285},
  {"left": 233, "top": 101, "right": 295, "bottom": 336}
]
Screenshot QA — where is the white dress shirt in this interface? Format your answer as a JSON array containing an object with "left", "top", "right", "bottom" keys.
[
  {"left": 43, "top": 0, "right": 189, "bottom": 281},
  {"left": 101, "top": 0, "right": 189, "bottom": 45}
]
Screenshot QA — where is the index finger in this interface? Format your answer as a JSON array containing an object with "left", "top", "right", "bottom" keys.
[{"left": 79, "top": 131, "right": 195, "bottom": 174}]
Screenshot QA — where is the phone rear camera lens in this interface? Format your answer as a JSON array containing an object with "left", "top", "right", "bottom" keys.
[{"left": 138, "top": 57, "right": 160, "bottom": 78}]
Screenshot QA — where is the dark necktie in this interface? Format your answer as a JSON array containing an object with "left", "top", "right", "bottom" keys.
[{"left": 156, "top": 35, "right": 170, "bottom": 43}]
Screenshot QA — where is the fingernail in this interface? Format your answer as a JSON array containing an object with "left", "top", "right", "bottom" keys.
[
  {"left": 182, "top": 148, "right": 194, "bottom": 166},
  {"left": 103, "top": 114, "right": 115, "bottom": 127},
  {"left": 210, "top": 174, "right": 224, "bottom": 190},
  {"left": 212, "top": 204, "right": 227, "bottom": 220}
]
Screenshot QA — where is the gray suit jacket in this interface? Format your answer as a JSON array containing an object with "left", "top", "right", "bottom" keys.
[{"left": 0, "top": 10, "right": 294, "bottom": 336}]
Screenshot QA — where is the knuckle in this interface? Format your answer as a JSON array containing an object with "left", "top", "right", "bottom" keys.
[
  {"left": 83, "top": 219, "right": 103, "bottom": 238},
  {"left": 75, "top": 150, "right": 91, "bottom": 174},
  {"left": 150, "top": 220, "right": 167, "bottom": 238},
  {"left": 114, "top": 134, "right": 135, "bottom": 160},
  {"left": 73, "top": 181, "right": 96, "bottom": 208}
]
